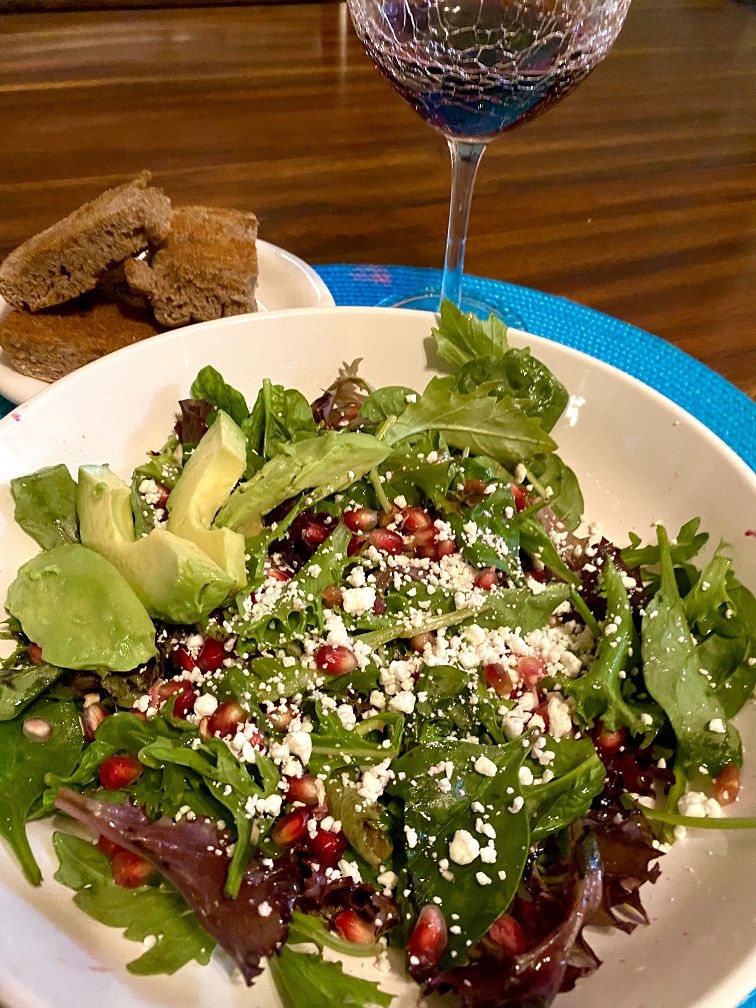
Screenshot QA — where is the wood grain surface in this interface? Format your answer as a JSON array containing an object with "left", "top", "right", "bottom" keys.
[{"left": 1, "top": 0, "right": 755, "bottom": 398}]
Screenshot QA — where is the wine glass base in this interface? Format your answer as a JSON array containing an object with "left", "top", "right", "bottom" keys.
[{"left": 378, "top": 289, "right": 524, "bottom": 328}]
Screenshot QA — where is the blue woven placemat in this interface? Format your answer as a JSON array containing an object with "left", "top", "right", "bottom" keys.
[{"left": 314, "top": 264, "right": 756, "bottom": 473}]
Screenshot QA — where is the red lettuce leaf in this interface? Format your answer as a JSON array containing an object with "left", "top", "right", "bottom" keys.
[{"left": 54, "top": 788, "right": 299, "bottom": 984}]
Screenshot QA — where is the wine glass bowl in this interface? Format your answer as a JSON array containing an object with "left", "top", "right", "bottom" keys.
[{"left": 347, "top": 0, "right": 632, "bottom": 316}]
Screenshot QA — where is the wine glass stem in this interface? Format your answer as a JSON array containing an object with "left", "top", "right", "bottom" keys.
[{"left": 440, "top": 139, "right": 487, "bottom": 309}]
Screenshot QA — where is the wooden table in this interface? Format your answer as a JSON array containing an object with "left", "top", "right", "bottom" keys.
[{"left": 1, "top": 0, "right": 755, "bottom": 398}]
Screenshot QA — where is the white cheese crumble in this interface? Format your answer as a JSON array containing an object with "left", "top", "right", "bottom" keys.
[{"left": 449, "top": 829, "right": 480, "bottom": 865}]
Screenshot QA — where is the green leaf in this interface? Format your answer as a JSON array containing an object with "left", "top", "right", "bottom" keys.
[
  {"left": 518, "top": 516, "right": 579, "bottom": 584},
  {"left": 388, "top": 740, "right": 530, "bottom": 968},
  {"left": 0, "top": 697, "right": 82, "bottom": 884},
  {"left": 448, "top": 483, "right": 523, "bottom": 581},
  {"left": 360, "top": 385, "right": 417, "bottom": 424},
  {"left": 325, "top": 776, "right": 391, "bottom": 868},
  {"left": 0, "top": 652, "right": 65, "bottom": 721},
  {"left": 270, "top": 945, "right": 391, "bottom": 1008},
  {"left": 522, "top": 738, "right": 606, "bottom": 842},
  {"left": 190, "top": 365, "right": 249, "bottom": 426},
  {"left": 698, "top": 580, "right": 756, "bottom": 719},
  {"left": 528, "top": 453, "right": 584, "bottom": 531},
  {"left": 287, "top": 910, "right": 382, "bottom": 958},
  {"left": 641, "top": 526, "right": 740, "bottom": 775},
  {"left": 309, "top": 706, "right": 404, "bottom": 771},
  {"left": 131, "top": 434, "right": 181, "bottom": 538},
  {"left": 53, "top": 832, "right": 214, "bottom": 975},
  {"left": 243, "top": 378, "right": 317, "bottom": 476},
  {"left": 621, "top": 517, "right": 708, "bottom": 572},
  {"left": 11, "top": 464, "right": 80, "bottom": 550},
  {"left": 683, "top": 546, "right": 735, "bottom": 637},
  {"left": 470, "top": 583, "right": 572, "bottom": 635},
  {"left": 432, "top": 300, "right": 509, "bottom": 369},
  {"left": 385, "top": 376, "right": 556, "bottom": 468}
]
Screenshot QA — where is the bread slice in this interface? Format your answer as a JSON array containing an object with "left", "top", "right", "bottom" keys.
[
  {"left": 0, "top": 171, "right": 172, "bottom": 312},
  {"left": 0, "top": 292, "right": 163, "bottom": 382},
  {"left": 124, "top": 205, "right": 258, "bottom": 328}
]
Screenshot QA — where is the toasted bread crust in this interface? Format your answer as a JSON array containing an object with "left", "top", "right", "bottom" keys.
[
  {"left": 0, "top": 294, "right": 162, "bottom": 382},
  {"left": 0, "top": 171, "right": 172, "bottom": 312},
  {"left": 125, "top": 205, "right": 258, "bottom": 327}
]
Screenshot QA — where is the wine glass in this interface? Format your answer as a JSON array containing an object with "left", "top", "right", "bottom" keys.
[{"left": 347, "top": 0, "right": 631, "bottom": 319}]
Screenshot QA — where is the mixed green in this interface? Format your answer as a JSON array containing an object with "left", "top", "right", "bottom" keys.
[{"left": 2, "top": 302, "right": 755, "bottom": 1008}]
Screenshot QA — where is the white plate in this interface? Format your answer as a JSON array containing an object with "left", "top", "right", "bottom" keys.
[
  {"left": 0, "top": 307, "right": 754, "bottom": 1008},
  {"left": 0, "top": 240, "right": 335, "bottom": 405}
]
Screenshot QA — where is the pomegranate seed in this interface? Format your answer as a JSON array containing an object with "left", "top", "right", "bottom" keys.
[
  {"left": 488, "top": 913, "right": 527, "bottom": 956},
  {"left": 407, "top": 905, "right": 448, "bottom": 968},
  {"left": 197, "top": 637, "right": 226, "bottom": 672},
  {"left": 266, "top": 564, "right": 291, "bottom": 582},
  {"left": 377, "top": 505, "right": 401, "bottom": 528},
  {"left": 154, "top": 482, "right": 171, "bottom": 508},
  {"left": 207, "top": 700, "right": 249, "bottom": 738},
  {"left": 81, "top": 702, "right": 109, "bottom": 740},
  {"left": 22, "top": 716, "right": 53, "bottom": 742},
  {"left": 343, "top": 507, "right": 378, "bottom": 533},
  {"left": 99, "top": 754, "right": 143, "bottom": 790},
  {"left": 27, "top": 642, "right": 43, "bottom": 665},
  {"left": 347, "top": 534, "right": 365, "bottom": 557},
  {"left": 528, "top": 567, "right": 548, "bottom": 583},
  {"left": 322, "top": 584, "right": 344, "bottom": 609},
  {"left": 309, "top": 828, "right": 347, "bottom": 866},
  {"left": 315, "top": 645, "right": 358, "bottom": 676},
  {"left": 435, "top": 538, "right": 457, "bottom": 558},
  {"left": 369, "top": 528, "right": 404, "bottom": 554},
  {"left": 510, "top": 483, "right": 530, "bottom": 512},
  {"left": 485, "top": 663, "right": 514, "bottom": 697},
  {"left": 271, "top": 808, "right": 310, "bottom": 847},
  {"left": 171, "top": 645, "right": 197, "bottom": 672},
  {"left": 97, "top": 835, "right": 126, "bottom": 858},
  {"left": 172, "top": 683, "right": 198, "bottom": 719},
  {"left": 474, "top": 567, "right": 499, "bottom": 590},
  {"left": 417, "top": 543, "right": 439, "bottom": 560},
  {"left": 112, "top": 850, "right": 155, "bottom": 889},
  {"left": 410, "top": 525, "right": 437, "bottom": 548},
  {"left": 302, "top": 521, "right": 330, "bottom": 548},
  {"left": 516, "top": 655, "right": 547, "bottom": 686},
  {"left": 286, "top": 773, "right": 326, "bottom": 807},
  {"left": 595, "top": 726, "right": 627, "bottom": 755},
  {"left": 403, "top": 506, "right": 433, "bottom": 532},
  {"left": 714, "top": 764, "right": 740, "bottom": 805},
  {"left": 267, "top": 703, "right": 295, "bottom": 732},
  {"left": 372, "top": 594, "right": 387, "bottom": 616},
  {"left": 461, "top": 479, "right": 488, "bottom": 505},
  {"left": 333, "top": 909, "right": 376, "bottom": 945},
  {"left": 409, "top": 631, "right": 435, "bottom": 652}
]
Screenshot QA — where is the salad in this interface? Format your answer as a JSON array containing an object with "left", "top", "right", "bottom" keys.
[{"left": 1, "top": 302, "right": 755, "bottom": 1008}]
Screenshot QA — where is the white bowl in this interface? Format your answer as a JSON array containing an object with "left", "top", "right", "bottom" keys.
[{"left": 0, "top": 306, "right": 754, "bottom": 1008}]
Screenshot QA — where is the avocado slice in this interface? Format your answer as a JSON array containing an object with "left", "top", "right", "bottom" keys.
[
  {"left": 77, "top": 465, "right": 234, "bottom": 624},
  {"left": 166, "top": 410, "right": 247, "bottom": 592},
  {"left": 5, "top": 543, "right": 156, "bottom": 671},
  {"left": 215, "top": 432, "right": 392, "bottom": 537}
]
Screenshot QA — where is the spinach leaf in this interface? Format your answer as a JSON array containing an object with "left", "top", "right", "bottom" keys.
[
  {"left": 270, "top": 944, "right": 392, "bottom": 1008},
  {"left": 325, "top": 776, "right": 392, "bottom": 867},
  {"left": 522, "top": 738, "right": 605, "bottom": 842},
  {"left": 54, "top": 832, "right": 214, "bottom": 975},
  {"left": 698, "top": 580, "right": 756, "bottom": 719},
  {"left": 360, "top": 385, "right": 417, "bottom": 424},
  {"left": 385, "top": 377, "right": 556, "bottom": 468},
  {"left": 11, "top": 464, "right": 79, "bottom": 549},
  {"left": 0, "top": 697, "right": 82, "bottom": 884},
  {"left": 470, "top": 582, "right": 572, "bottom": 634},
  {"left": 0, "top": 648, "right": 65, "bottom": 721},
  {"left": 641, "top": 526, "right": 740, "bottom": 775},
  {"left": 190, "top": 365, "right": 249, "bottom": 427},
  {"left": 563, "top": 559, "right": 659, "bottom": 738},
  {"left": 448, "top": 484, "right": 523, "bottom": 582},
  {"left": 432, "top": 299, "right": 509, "bottom": 369},
  {"left": 682, "top": 545, "right": 734, "bottom": 637},
  {"left": 130, "top": 434, "right": 181, "bottom": 538},
  {"left": 388, "top": 740, "right": 530, "bottom": 967},
  {"left": 518, "top": 516, "right": 579, "bottom": 584},
  {"left": 528, "top": 453, "right": 584, "bottom": 531},
  {"left": 243, "top": 378, "right": 317, "bottom": 476}
]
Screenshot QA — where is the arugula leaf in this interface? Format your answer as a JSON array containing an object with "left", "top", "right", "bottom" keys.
[
  {"left": 389, "top": 740, "right": 530, "bottom": 967},
  {"left": 53, "top": 832, "right": 214, "bottom": 975},
  {"left": 216, "top": 432, "right": 391, "bottom": 537},
  {"left": 683, "top": 546, "right": 735, "bottom": 637},
  {"left": 528, "top": 453, "right": 584, "bottom": 531},
  {"left": 522, "top": 738, "right": 605, "bottom": 842},
  {"left": 309, "top": 706, "right": 404, "bottom": 772},
  {"left": 287, "top": 910, "right": 382, "bottom": 958},
  {"left": 385, "top": 377, "right": 556, "bottom": 468},
  {"left": 270, "top": 945, "right": 392, "bottom": 1008},
  {"left": 360, "top": 385, "right": 417, "bottom": 424},
  {"left": 641, "top": 525, "right": 740, "bottom": 775},
  {"left": 0, "top": 648, "right": 65, "bottom": 721},
  {"left": 448, "top": 483, "right": 523, "bottom": 582},
  {"left": 698, "top": 580, "right": 756, "bottom": 719},
  {"left": 518, "top": 516, "right": 579, "bottom": 584},
  {"left": 470, "top": 583, "right": 572, "bottom": 634},
  {"left": 0, "top": 697, "right": 82, "bottom": 884},
  {"left": 621, "top": 517, "right": 708, "bottom": 572},
  {"left": 563, "top": 559, "right": 659, "bottom": 738},
  {"left": 190, "top": 365, "right": 249, "bottom": 426},
  {"left": 11, "top": 464, "right": 79, "bottom": 550},
  {"left": 325, "top": 776, "right": 391, "bottom": 867},
  {"left": 243, "top": 378, "right": 317, "bottom": 476},
  {"left": 432, "top": 299, "right": 509, "bottom": 369}
]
